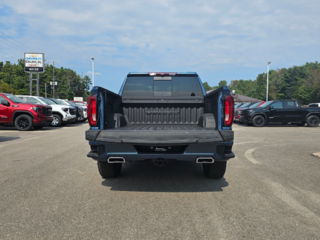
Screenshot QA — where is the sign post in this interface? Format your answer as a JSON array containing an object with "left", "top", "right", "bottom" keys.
[{"left": 24, "top": 53, "right": 45, "bottom": 96}]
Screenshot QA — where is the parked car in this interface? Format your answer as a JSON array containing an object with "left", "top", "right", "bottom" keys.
[
  {"left": 309, "top": 103, "right": 320, "bottom": 107},
  {"left": 234, "top": 102, "right": 257, "bottom": 121},
  {"left": 237, "top": 101, "right": 265, "bottom": 123},
  {"left": 85, "top": 72, "right": 235, "bottom": 179},
  {"left": 240, "top": 100, "right": 320, "bottom": 127},
  {"left": 0, "top": 93, "right": 53, "bottom": 131},
  {"left": 69, "top": 100, "right": 87, "bottom": 121},
  {"left": 234, "top": 103, "right": 246, "bottom": 108},
  {"left": 16, "top": 95, "right": 76, "bottom": 127},
  {"left": 49, "top": 98, "right": 85, "bottom": 122}
]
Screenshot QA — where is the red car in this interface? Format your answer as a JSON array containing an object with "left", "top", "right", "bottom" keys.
[{"left": 0, "top": 93, "right": 53, "bottom": 131}]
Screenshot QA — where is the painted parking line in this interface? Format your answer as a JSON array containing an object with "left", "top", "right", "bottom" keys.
[
  {"left": 244, "top": 148, "right": 261, "bottom": 164},
  {"left": 312, "top": 152, "right": 320, "bottom": 158}
]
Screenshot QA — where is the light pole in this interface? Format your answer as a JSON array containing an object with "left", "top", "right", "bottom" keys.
[
  {"left": 91, "top": 58, "right": 94, "bottom": 87},
  {"left": 266, "top": 62, "right": 271, "bottom": 102}
]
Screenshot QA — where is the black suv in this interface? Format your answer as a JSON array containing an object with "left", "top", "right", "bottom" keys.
[{"left": 240, "top": 100, "right": 320, "bottom": 127}]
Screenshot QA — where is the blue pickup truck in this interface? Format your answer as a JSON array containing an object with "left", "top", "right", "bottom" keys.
[{"left": 85, "top": 72, "right": 235, "bottom": 179}]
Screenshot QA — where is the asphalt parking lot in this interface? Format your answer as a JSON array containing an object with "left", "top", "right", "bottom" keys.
[{"left": 0, "top": 123, "right": 320, "bottom": 239}]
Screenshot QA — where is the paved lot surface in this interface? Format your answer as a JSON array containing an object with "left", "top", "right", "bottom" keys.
[{"left": 0, "top": 123, "right": 320, "bottom": 239}]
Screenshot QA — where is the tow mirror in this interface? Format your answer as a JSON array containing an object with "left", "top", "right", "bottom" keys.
[
  {"left": 1, "top": 100, "right": 10, "bottom": 106},
  {"left": 269, "top": 106, "right": 274, "bottom": 110}
]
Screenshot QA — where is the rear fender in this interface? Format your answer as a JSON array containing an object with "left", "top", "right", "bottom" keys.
[{"left": 306, "top": 112, "right": 320, "bottom": 119}]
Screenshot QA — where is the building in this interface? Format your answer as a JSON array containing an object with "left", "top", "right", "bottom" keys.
[{"left": 206, "top": 90, "right": 263, "bottom": 104}]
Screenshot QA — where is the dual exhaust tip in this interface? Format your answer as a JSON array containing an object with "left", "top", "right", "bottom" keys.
[
  {"left": 196, "top": 157, "right": 214, "bottom": 164},
  {"left": 107, "top": 157, "right": 126, "bottom": 163}
]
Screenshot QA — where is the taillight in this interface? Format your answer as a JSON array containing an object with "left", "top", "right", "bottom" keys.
[
  {"left": 225, "top": 95, "right": 234, "bottom": 127},
  {"left": 87, "top": 95, "right": 97, "bottom": 127}
]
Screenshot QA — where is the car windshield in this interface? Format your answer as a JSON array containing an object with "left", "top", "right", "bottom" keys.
[
  {"left": 238, "top": 103, "right": 251, "bottom": 108},
  {"left": 3, "top": 94, "right": 25, "bottom": 103},
  {"left": 74, "top": 102, "right": 84, "bottom": 106},
  {"left": 66, "top": 101, "right": 77, "bottom": 106},
  {"left": 39, "top": 97, "right": 56, "bottom": 105},
  {"left": 259, "top": 101, "right": 273, "bottom": 108},
  {"left": 249, "top": 102, "right": 261, "bottom": 108},
  {"left": 53, "top": 99, "right": 67, "bottom": 105}
]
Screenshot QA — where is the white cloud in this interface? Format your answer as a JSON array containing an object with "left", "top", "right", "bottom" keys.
[{"left": 0, "top": 0, "right": 320, "bottom": 90}]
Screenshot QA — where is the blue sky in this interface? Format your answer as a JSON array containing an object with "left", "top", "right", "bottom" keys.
[{"left": 0, "top": 0, "right": 319, "bottom": 93}]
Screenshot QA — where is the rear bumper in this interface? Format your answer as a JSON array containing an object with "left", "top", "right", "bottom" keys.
[{"left": 86, "top": 129, "right": 235, "bottom": 162}]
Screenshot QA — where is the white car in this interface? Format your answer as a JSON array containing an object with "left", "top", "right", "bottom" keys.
[
  {"left": 309, "top": 103, "right": 320, "bottom": 107},
  {"left": 59, "top": 99, "right": 87, "bottom": 122},
  {"left": 16, "top": 95, "right": 76, "bottom": 127}
]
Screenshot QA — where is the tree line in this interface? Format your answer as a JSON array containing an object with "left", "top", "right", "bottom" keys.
[
  {"left": 0, "top": 59, "right": 91, "bottom": 100},
  {"left": 203, "top": 61, "right": 320, "bottom": 105}
]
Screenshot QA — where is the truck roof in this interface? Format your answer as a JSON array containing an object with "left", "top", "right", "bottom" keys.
[{"left": 127, "top": 72, "right": 198, "bottom": 75}]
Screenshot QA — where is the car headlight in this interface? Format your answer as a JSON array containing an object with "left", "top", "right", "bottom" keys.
[
  {"left": 62, "top": 108, "right": 69, "bottom": 113},
  {"left": 32, "top": 107, "right": 42, "bottom": 112}
]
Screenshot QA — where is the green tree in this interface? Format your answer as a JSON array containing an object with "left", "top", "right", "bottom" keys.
[
  {"left": 218, "top": 80, "right": 227, "bottom": 87},
  {"left": 202, "top": 82, "right": 213, "bottom": 91}
]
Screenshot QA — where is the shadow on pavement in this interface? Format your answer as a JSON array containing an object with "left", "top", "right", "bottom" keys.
[
  {"left": 0, "top": 136, "right": 20, "bottom": 142},
  {"left": 101, "top": 161, "right": 229, "bottom": 192}
]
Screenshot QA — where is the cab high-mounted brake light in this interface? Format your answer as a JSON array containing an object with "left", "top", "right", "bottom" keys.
[
  {"left": 148, "top": 72, "right": 177, "bottom": 76},
  {"left": 87, "top": 95, "right": 97, "bottom": 127},
  {"left": 225, "top": 95, "right": 234, "bottom": 127}
]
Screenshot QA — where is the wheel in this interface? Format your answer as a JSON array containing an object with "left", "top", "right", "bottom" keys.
[
  {"left": 51, "top": 114, "right": 62, "bottom": 127},
  {"left": 33, "top": 126, "right": 43, "bottom": 130},
  {"left": 97, "top": 161, "right": 122, "bottom": 178},
  {"left": 306, "top": 115, "right": 320, "bottom": 127},
  {"left": 252, "top": 115, "right": 265, "bottom": 127},
  {"left": 203, "top": 161, "right": 227, "bottom": 179},
  {"left": 14, "top": 114, "right": 33, "bottom": 131}
]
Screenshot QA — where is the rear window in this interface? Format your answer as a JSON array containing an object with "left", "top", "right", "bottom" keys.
[{"left": 122, "top": 75, "right": 203, "bottom": 97}]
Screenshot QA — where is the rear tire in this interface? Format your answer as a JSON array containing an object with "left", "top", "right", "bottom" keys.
[
  {"left": 97, "top": 161, "right": 122, "bottom": 178},
  {"left": 306, "top": 115, "right": 320, "bottom": 127},
  {"left": 203, "top": 161, "right": 227, "bottom": 179},
  {"left": 51, "top": 114, "right": 62, "bottom": 127},
  {"left": 14, "top": 114, "right": 33, "bottom": 131},
  {"left": 252, "top": 115, "right": 265, "bottom": 127}
]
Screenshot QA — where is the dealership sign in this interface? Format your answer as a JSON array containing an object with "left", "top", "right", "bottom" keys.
[{"left": 24, "top": 53, "right": 45, "bottom": 72}]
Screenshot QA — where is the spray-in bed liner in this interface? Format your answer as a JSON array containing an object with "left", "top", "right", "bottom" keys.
[{"left": 94, "top": 124, "right": 223, "bottom": 144}]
